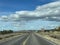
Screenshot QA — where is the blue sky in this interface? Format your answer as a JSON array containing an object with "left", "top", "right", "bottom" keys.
[
  {"left": 0, "top": 0, "right": 56, "bottom": 12},
  {"left": 0, "top": 0, "right": 60, "bottom": 31}
]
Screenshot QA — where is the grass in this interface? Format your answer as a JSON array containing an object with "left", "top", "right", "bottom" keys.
[
  {"left": 4, "top": 35, "right": 15, "bottom": 38},
  {"left": 38, "top": 31, "right": 60, "bottom": 45},
  {"left": 0, "top": 33, "right": 20, "bottom": 40},
  {"left": 38, "top": 31, "right": 60, "bottom": 39}
]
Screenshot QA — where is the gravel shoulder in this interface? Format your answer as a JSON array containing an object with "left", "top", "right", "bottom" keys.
[{"left": 36, "top": 33, "right": 60, "bottom": 45}]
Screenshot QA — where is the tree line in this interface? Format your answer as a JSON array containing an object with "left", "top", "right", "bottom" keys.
[
  {"left": 37, "top": 27, "right": 60, "bottom": 32},
  {"left": 0, "top": 30, "right": 13, "bottom": 34}
]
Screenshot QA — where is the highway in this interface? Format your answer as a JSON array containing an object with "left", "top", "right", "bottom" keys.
[
  {"left": 0, "top": 34, "right": 28, "bottom": 45},
  {"left": 26, "top": 33, "right": 55, "bottom": 45},
  {"left": 0, "top": 33, "right": 56, "bottom": 45}
]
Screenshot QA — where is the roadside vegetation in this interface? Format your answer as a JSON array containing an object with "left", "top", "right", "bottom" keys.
[
  {"left": 37, "top": 27, "right": 60, "bottom": 39},
  {"left": 0, "top": 30, "right": 14, "bottom": 40},
  {"left": 0, "top": 30, "right": 23, "bottom": 41},
  {"left": 0, "top": 30, "right": 13, "bottom": 35},
  {"left": 37, "top": 27, "right": 60, "bottom": 45}
]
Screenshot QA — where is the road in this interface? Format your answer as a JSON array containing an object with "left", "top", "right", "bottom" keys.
[
  {"left": 26, "top": 33, "right": 55, "bottom": 45},
  {"left": 0, "top": 34, "right": 28, "bottom": 45},
  {"left": 0, "top": 33, "right": 56, "bottom": 45}
]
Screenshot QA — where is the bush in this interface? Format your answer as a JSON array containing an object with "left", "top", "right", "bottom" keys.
[
  {"left": 0, "top": 37, "right": 3, "bottom": 40},
  {"left": 0, "top": 30, "right": 13, "bottom": 34}
]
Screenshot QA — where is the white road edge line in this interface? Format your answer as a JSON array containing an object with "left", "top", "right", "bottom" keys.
[
  {"left": 35, "top": 33, "right": 57, "bottom": 45},
  {"left": 23, "top": 35, "right": 30, "bottom": 45}
]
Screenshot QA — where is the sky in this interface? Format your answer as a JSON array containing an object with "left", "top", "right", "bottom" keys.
[{"left": 0, "top": 0, "right": 60, "bottom": 31}]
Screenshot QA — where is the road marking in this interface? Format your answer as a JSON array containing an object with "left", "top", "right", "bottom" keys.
[
  {"left": 35, "top": 33, "right": 57, "bottom": 45},
  {"left": 23, "top": 35, "right": 30, "bottom": 45}
]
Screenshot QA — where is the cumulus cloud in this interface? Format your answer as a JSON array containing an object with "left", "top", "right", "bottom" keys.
[{"left": 0, "top": 1, "right": 60, "bottom": 22}]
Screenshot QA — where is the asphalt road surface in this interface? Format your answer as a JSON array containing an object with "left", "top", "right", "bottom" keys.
[
  {"left": 0, "top": 34, "right": 28, "bottom": 45},
  {"left": 0, "top": 33, "right": 56, "bottom": 45},
  {"left": 26, "top": 33, "right": 55, "bottom": 45}
]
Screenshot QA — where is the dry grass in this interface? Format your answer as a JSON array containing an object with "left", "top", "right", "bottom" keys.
[
  {"left": 0, "top": 33, "right": 24, "bottom": 43},
  {"left": 0, "top": 33, "right": 22, "bottom": 40},
  {"left": 38, "top": 31, "right": 60, "bottom": 45},
  {"left": 38, "top": 31, "right": 60, "bottom": 39}
]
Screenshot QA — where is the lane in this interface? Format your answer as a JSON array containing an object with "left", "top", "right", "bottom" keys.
[
  {"left": 26, "top": 33, "right": 55, "bottom": 45},
  {"left": 0, "top": 34, "right": 29, "bottom": 45},
  {"left": 35, "top": 34, "right": 55, "bottom": 45},
  {"left": 26, "top": 33, "right": 40, "bottom": 45}
]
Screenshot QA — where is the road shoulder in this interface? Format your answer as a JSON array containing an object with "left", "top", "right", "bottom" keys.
[{"left": 35, "top": 33, "right": 58, "bottom": 45}]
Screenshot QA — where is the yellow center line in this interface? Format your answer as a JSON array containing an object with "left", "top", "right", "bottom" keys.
[{"left": 23, "top": 35, "right": 30, "bottom": 45}]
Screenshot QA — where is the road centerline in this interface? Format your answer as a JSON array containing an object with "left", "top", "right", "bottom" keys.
[{"left": 23, "top": 35, "right": 30, "bottom": 45}]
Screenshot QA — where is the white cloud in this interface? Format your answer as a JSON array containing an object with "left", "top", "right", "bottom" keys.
[{"left": 0, "top": 1, "right": 60, "bottom": 22}]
